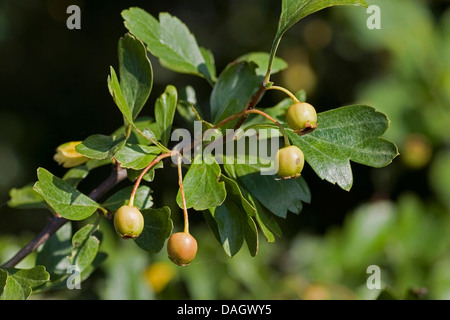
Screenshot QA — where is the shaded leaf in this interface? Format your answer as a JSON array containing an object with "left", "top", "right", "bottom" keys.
[
  {"left": 134, "top": 207, "right": 173, "bottom": 253},
  {"left": 210, "top": 61, "right": 263, "bottom": 129},
  {"left": 176, "top": 155, "right": 227, "bottom": 211},
  {"left": 155, "top": 85, "right": 178, "bottom": 146},
  {"left": 224, "top": 161, "right": 311, "bottom": 218},
  {"left": 122, "top": 8, "right": 215, "bottom": 83},
  {"left": 36, "top": 223, "right": 73, "bottom": 277},
  {"left": 69, "top": 224, "right": 100, "bottom": 272}
]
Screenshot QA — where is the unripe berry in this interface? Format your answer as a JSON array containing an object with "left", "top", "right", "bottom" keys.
[
  {"left": 167, "top": 232, "right": 198, "bottom": 266},
  {"left": 286, "top": 102, "right": 317, "bottom": 130},
  {"left": 276, "top": 145, "right": 305, "bottom": 179},
  {"left": 113, "top": 205, "right": 144, "bottom": 239}
]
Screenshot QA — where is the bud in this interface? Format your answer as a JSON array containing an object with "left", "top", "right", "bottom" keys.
[{"left": 53, "top": 141, "right": 88, "bottom": 168}]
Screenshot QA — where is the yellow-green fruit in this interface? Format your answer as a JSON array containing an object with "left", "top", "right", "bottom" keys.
[
  {"left": 167, "top": 232, "right": 198, "bottom": 267},
  {"left": 114, "top": 205, "right": 144, "bottom": 239},
  {"left": 286, "top": 102, "right": 317, "bottom": 130},
  {"left": 276, "top": 145, "right": 305, "bottom": 178}
]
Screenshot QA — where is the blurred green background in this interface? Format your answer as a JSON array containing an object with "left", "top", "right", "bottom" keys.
[{"left": 1, "top": 0, "right": 450, "bottom": 300}]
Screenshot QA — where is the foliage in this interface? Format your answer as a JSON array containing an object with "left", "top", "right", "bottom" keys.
[{"left": 1, "top": 0, "right": 407, "bottom": 300}]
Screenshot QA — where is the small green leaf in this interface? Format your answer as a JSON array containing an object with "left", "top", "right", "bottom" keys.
[
  {"left": 134, "top": 207, "right": 173, "bottom": 253},
  {"left": 122, "top": 8, "right": 215, "bottom": 83},
  {"left": 33, "top": 168, "right": 101, "bottom": 221},
  {"left": 211, "top": 61, "right": 263, "bottom": 128},
  {"left": 115, "top": 144, "right": 161, "bottom": 170},
  {"left": 8, "top": 184, "right": 47, "bottom": 210},
  {"left": 155, "top": 85, "right": 178, "bottom": 146},
  {"left": 76, "top": 134, "right": 126, "bottom": 160},
  {"left": 287, "top": 105, "right": 399, "bottom": 191},
  {"left": 70, "top": 224, "right": 100, "bottom": 272},
  {"left": 118, "top": 34, "right": 153, "bottom": 120},
  {"left": 237, "top": 52, "right": 288, "bottom": 76},
  {"left": 102, "top": 185, "right": 153, "bottom": 212},
  {"left": 36, "top": 223, "right": 73, "bottom": 277},
  {"left": 108, "top": 66, "right": 133, "bottom": 124},
  {"left": 176, "top": 155, "right": 227, "bottom": 211}
]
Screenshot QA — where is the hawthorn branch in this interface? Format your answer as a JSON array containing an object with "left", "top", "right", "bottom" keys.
[{"left": 1, "top": 163, "right": 128, "bottom": 269}]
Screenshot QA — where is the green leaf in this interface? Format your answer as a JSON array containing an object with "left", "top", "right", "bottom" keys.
[
  {"left": 102, "top": 185, "right": 153, "bottom": 212},
  {"left": 0, "top": 266, "right": 50, "bottom": 300},
  {"left": 200, "top": 47, "right": 217, "bottom": 83},
  {"left": 277, "top": 0, "right": 367, "bottom": 41},
  {"left": 208, "top": 175, "right": 259, "bottom": 257},
  {"left": 115, "top": 143, "right": 161, "bottom": 170},
  {"left": 122, "top": 8, "right": 215, "bottom": 83},
  {"left": 210, "top": 61, "right": 263, "bottom": 128},
  {"left": 224, "top": 161, "right": 311, "bottom": 218},
  {"left": 248, "top": 194, "right": 282, "bottom": 243},
  {"left": 155, "top": 85, "right": 178, "bottom": 146},
  {"left": 287, "top": 105, "right": 399, "bottom": 191},
  {"left": 221, "top": 175, "right": 256, "bottom": 216},
  {"left": 237, "top": 52, "right": 288, "bottom": 76},
  {"left": 118, "top": 34, "right": 153, "bottom": 120},
  {"left": 176, "top": 155, "right": 227, "bottom": 211},
  {"left": 111, "top": 116, "right": 161, "bottom": 145},
  {"left": 36, "top": 223, "right": 73, "bottom": 277},
  {"left": 108, "top": 66, "right": 133, "bottom": 124},
  {"left": 177, "top": 86, "right": 203, "bottom": 130},
  {"left": 76, "top": 134, "right": 126, "bottom": 160},
  {"left": 33, "top": 168, "right": 101, "bottom": 221},
  {"left": 8, "top": 184, "right": 47, "bottom": 210},
  {"left": 134, "top": 207, "right": 173, "bottom": 253},
  {"left": 69, "top": 224, "right": 100, "bottom": 272}
]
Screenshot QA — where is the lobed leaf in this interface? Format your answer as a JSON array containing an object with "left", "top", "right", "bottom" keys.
[
  {"left": 176, "top": 155, "right": 227, "bottom": 211},
  {"left": 287, "top": 105, "right": 399, "bottom": 191},
  {"left": 122, "top": 8, "right": 215, "bottom": 84},
  {"left": 277, "top": 0, "right": 368, "bottom": 41}
]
